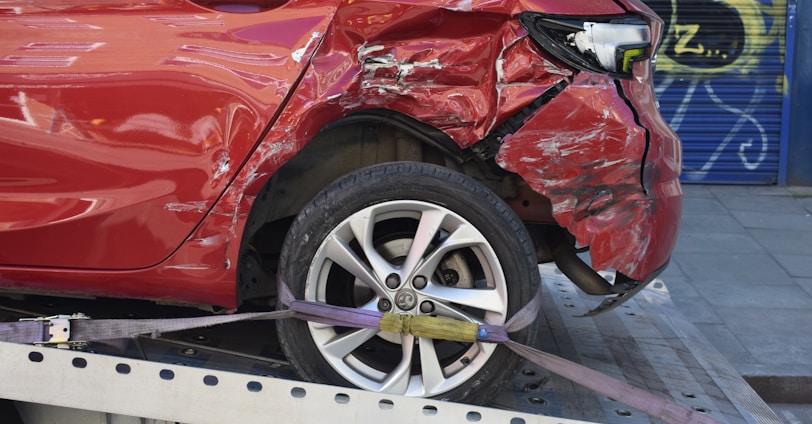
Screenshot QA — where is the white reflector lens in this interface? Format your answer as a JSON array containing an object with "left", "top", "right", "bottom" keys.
[{"left": 570, "top": 23, "right": 650, "bottom": 72}]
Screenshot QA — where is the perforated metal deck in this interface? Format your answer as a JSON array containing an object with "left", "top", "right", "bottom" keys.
[{"left": 0, "top": 265, "right": 783, "bottom": 423}]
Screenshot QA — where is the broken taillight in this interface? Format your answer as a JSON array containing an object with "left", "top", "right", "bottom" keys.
[{"left": 518, "top": 13, "right": 653, "bottom": 79}]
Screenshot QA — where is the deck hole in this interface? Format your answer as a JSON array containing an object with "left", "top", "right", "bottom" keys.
[
  {"left": 466, "top": 411, "right": 482, "bottom": 422},
  {"left": 335, "top": 393, "right": 350, "bottom": 404},
  {"left": 115, "top": 363, "right": 131, "bottom": 374},
  {"left": 510, "top": 419, "right": 526, "bottom": 424},
  {"left": 693, "top": 406, "right": 710, "bottom": 413},
  {"left": 521, "top": 369, "right": 537, "bottom": 376},
  {"left": 203, "top": 375, "right": 219, "bottom": 386},
  {"left": 524, "top": 383, "right": 541, "bottom": 391},
  {"left": 72, "top": 358, "right": 87, "bottom": 369},
  {"left": 528, "top": 397, "right": 547, "bottom": 405},
  {"left": 28, "top": 352, "right": 44, "bottom": 363},
  {"left": 378, "top": 399, "right": 394, "bottom": 410},
  {"left": 181, "top": 348, "right": 198, "bottom": 356},
  {"left": 422, "top": 405, "right": 438, "bottom": 416},
  {"left": 682, "top": 392, "right": 697, "bottom": 399},
  {"left": 246, "top": 381, "right": 262, "bottom": 392},
  {"left": 159, "top": 369, "right": 175, "bottom": 380},
  {"left": 291, "top": 387, "right": 306, "bottom": 398},
  {"left": 615, "top": 409, "right": 632, "bottom": 417},
  {"left": 564, "top": 304, "right": 575, "bottom": 308}
]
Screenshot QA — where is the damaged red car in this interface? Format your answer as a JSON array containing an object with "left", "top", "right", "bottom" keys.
[{"left": 0, "top": 0, "right": 681, "bottom": 402}]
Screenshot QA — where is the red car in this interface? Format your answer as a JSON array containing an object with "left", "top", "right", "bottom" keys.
[{"left": 0, "top": 0, "right": 681, "bottom": 403}]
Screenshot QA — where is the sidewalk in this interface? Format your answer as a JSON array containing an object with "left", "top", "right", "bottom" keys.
[{"left": 661, "top": 184, "right": 812, "bottom": 405}]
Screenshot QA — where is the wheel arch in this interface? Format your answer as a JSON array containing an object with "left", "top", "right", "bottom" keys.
[{"left": 235, "top": 109, "right": 539, "bottom": 304}]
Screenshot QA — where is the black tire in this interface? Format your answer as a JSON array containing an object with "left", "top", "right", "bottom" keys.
[{"left": 276, "top": 162, "right": 539, "bottom": 403}]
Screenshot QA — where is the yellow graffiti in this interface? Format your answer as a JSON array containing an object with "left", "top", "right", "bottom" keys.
[
  {"left": 656, "top": 0, "right": 786, "bottom": 76},
  {"left": 673, "top": 24, "right": 705, "bottom": 55}
]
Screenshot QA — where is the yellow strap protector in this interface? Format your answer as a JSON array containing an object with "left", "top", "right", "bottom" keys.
[{"left": 379, "top": 313, "right": 479, "bottom": 343}]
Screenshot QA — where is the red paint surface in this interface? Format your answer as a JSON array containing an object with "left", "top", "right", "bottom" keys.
[
  {"left": 0, "top": 0, "right": 681, "bottom": 306},
  {"left": 0, "top": 1, "right": 336, "bottom": 270}
]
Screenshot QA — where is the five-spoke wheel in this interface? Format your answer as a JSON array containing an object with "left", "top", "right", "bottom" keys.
[{"left": 276, "top": 162, "right": 539, "bottom": 403}]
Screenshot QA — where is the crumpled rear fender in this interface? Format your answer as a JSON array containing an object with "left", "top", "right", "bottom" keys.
[{"left": 222, "top": 4, "right": 576, "bottom": 203}]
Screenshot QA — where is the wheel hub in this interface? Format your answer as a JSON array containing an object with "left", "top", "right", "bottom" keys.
[{"left": 394, "top": 289, "right": 417, "bottom": 311}]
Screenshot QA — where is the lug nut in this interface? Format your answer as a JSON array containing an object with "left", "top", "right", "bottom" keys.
[
  {"left": 420, "top": 301, "right": 434, "bottom": 313},
  {"left": 378, "top": 299, "right": 392, "bottom": 311},
  {"left": 385, "top": 273, "right": 401, "bottom": 289},
  {"left": 413, "top": 275, "right": 428, "bottom": 289}
]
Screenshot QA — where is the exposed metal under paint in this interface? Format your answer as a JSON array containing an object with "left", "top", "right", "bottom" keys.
[{"left": 164, "top": 202, "right": 209, "bottom": 213}]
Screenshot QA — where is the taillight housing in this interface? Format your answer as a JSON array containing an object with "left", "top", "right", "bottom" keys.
[{"left": 519, "top": 12, "right": 653, "bottom": 79}]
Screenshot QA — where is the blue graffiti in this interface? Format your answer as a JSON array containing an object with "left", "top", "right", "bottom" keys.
[{"left": 646, "top": 0, "right": 786, "bottom": 183}]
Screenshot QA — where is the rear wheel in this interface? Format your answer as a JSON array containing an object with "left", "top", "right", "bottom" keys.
[{"left": 276, "top": 162, "right": 539, "bottom": 402}]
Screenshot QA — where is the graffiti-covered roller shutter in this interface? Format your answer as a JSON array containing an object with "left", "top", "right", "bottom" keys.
[{"left": 645, "top": 0, "right": 787, "bottom": 184}]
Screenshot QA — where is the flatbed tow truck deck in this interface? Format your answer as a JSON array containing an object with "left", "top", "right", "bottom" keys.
[{"left": 0, "top": 265, "right": 784, "bottom": 424}]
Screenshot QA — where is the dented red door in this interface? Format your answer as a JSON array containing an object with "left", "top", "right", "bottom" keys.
[{"left": 0, "top": 1, "right": 336, "bottom": 269}]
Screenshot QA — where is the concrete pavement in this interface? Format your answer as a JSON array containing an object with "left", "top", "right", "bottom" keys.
[{"left": 661, "top": 184, "right": 812, "bottom": 407}]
